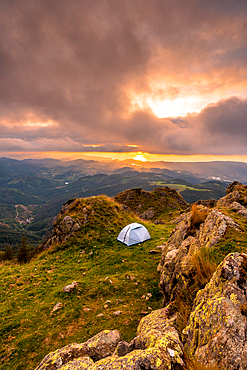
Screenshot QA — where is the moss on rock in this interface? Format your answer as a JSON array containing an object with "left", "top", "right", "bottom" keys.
[{"left": 185, "top": 253, "right": 247, "bottom": 369}]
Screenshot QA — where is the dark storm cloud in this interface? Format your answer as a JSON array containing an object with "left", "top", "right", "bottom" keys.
[{"left": 0, "top": 0, "right": 247, "bottom": 155}]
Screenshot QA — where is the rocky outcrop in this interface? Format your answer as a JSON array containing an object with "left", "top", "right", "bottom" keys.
[
  {"left": 114, "top": 187, "right": 188, "bottom": 223},
  {"left": 226, "top": 181, "right": 247, "bottom": 195},
  {"left": 185, "top": 253, "right": 247, "bottom": 369},
  {"left": 42, "top": 197, "right": 102, "bottom": 249},
  {"left": 217, "top": 181, "right": 247, "bottom": 210},
  {"left": 158, "top": 207, "right": 240, "bottom": 305},
  {"left": 43, "top": 199, "right": 87, "bottom": 249},
  {"left": 36, "top": 309, "right": 187, "bottom": 370},
  {"left": 230, "top": 202, "right": 247, "bottom": 218},
  {"left": 35, "top": 330, "right": 122, "bottom": 369},
  {"left": 43, "top": 214, "right": 81, "bottom": 248}
]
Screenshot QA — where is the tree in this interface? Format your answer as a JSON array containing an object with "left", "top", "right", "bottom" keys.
[
  {"left": 17, "top": 235, "right": 30, "bottom": 264},
  {"left": 3, "top": 245, "right": 14, "bottom": 261}
]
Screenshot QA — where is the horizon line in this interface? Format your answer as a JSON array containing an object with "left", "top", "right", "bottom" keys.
[{"left": 1, "top": 151, "right": 247, "bottom": 164}]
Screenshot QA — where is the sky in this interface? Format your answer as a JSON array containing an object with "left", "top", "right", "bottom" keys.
[{"left": 1, "top": 0, "right": 247, "bottom": 162}]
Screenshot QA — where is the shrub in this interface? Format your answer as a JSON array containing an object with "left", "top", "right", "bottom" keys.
[{"left": 191, "top": 204, "right": 208, "bottom": 228}]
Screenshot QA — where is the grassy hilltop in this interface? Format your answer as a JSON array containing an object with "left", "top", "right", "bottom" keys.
[{"left": 0, "top": 195, "right": 176, "bottom": 370}]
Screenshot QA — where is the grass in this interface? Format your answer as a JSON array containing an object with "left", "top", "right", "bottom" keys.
[
  {"left": 1, "top": 194, "right": 247, "bottom": 370},
  {"left": 0, "top": 196, "right": 175, "bottom": 370},
  {"left": 153, "top": 183, "right": 207, "bottom": 192}
]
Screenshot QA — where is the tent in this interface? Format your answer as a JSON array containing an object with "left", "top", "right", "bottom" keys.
[{"left": 117, "top": 223, "right": 150, "bottom": 246}]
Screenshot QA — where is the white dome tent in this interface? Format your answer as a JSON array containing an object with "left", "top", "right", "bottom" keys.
[{"left": 117, "top": 223, "right": 150, "bottom": 246}]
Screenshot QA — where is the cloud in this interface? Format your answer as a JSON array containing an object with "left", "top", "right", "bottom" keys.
[{"left": 0, "top": 0, "right": 247, "bottom": 156}]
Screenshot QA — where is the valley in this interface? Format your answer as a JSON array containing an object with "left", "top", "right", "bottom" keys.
[{"left": 0, "top": 157, "right": 236, "bottom": 250}]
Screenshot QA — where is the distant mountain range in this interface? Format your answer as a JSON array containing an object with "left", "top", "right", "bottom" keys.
[{"left": 0, "top": 156, "right": 246, "bottom": 249}]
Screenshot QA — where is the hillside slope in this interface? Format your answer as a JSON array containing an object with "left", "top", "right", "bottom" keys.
[
  {"left": 1, "top": 182, "right": 247, "bottom": 369},
  {"left": 0, "top": 195, "right": 173, "bottom": 370},
  {"left": 35, "top": 182, "right": 247, "bottom": 370}
]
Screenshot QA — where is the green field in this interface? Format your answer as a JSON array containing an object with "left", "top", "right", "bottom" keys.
[{"left": 153, "top": 182, "right": 208, "bottom": 192}]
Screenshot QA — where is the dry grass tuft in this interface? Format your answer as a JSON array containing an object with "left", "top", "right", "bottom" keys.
[
  {"left": 188, "top": 358, "right": 222, "bottom": 370},
  {"left": 191, "top": 248, "right": 217, "bottom": 289},
  {"left": 173, "top": 248, "right": 217, "bottom": 336},
  {"left": 191, "top": 204, "right": 208, "bottom": 228}
]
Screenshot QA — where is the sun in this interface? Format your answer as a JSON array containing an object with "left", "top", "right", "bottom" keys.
[
  {"left": 133, "top": 152, "right": 148, "bottom": 162},
  {"left": 147, "top": 96, "right": 202, "bottom": 118}
]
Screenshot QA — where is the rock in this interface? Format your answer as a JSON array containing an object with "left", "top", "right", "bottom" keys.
[
  {"left": 226, "top": 181, "right": 245, "bottom": 195},
  {"left": 51, "top": 302, "right": 62, "bottom": 313},
  {"left": 158, "top": 208, "right": 240, "bottom": 305},
  {"left": 114, "top": 187, "right": 188, "bottom": 222},
  {"left": 95, "top": 308, "right": 186, "bottom": 369},
  {"left": 43, "top": 214, "right": 81, "bottom": 249},
  {"left": 195, "top": 199, "right": 216, "bottom": 208},
  {"left": 140, "top": 207, "right": 155, "bottom": 220},
  {"left": 185, "top": 253, "right": 247, "bottom": 369},
  {"left": 154, "top": 219, "right": 165, "bottom": 224},
  {"left": 156, "top": 244, "right": 166, "bottom": 250},
  {"left": 83, "top": 307, "right": 91, "bottom": 312},
  {"left": 217, "top": 181, "right": 247, "bottom": 208},
  {"left": 59, "top": 356, "right": 95, "bottom": 369},
  {"left": 113, "top": 311, "right": 122, "bottom": 316},
  {"left": 230, "top": 201, "right": 247, "bottom": 218},
  {"left": 35, "top": 330, "right": 121, "bottom": 369},
  {"left": 113, "top": 341, "right": 130, "bottom": 356},
  {"left": 148, "top": 249, "right": 160, "bottom": 254},
  {"left": 41, "top": 198, "right": 93, "bottom": 250},
  {"left": 37, "top": 308, "right": 187, "bottom": 370},
  {"left": 216, "top": 190, "right": 241, "bottom": 208},
  {"left": 63, "top": 281, "right": 79, "bottom": 293}
]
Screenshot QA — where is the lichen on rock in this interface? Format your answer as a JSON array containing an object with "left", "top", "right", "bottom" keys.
[
  {"left": 35, "top": 330, "right": 121, "bottom": 370},
  {"left": 184, "top": 252, "right": 247, "bottom": 369},
  {"left": 35, "top": 309, "right": 187, "bottom": 370},
  {"left": 158, "top": 206, "right": 240, "bottom": 305}
]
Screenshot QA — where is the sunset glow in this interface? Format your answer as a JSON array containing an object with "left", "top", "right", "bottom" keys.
[
  {"left": 1, "top": 1, "right": 247, "bottom": 161},
  {"left": 147, "top": 96, "right": 201, "bottom": 118},
  {"left": 2, "top": 151, "right": 247, "bottom": 164},
  {"left": 133, "top": 153, "right": 148, "bottom": 162},
  {"left": 23, "top": 120, "right": 57, "bottom": 127}
]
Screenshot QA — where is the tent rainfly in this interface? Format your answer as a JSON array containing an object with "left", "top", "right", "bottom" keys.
[{"left": 117, "top": 223, "right": 150, "bottom": 246}]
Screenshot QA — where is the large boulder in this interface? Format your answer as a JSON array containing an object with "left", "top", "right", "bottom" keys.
[
  {"left": 158, "top": 208, "right": 239, "bottom": 305},
  {"left": 185, "top": 253, "right": 247, "bottom": 369},
  {"left": 35, "top": 330, "right": 121, "bottom": 370},
  {"left": 94, "top": 308, "right": 186, "bottom": 370},
  {"left": 35, "top": 309, "right": 187, "bottom": 370}
]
